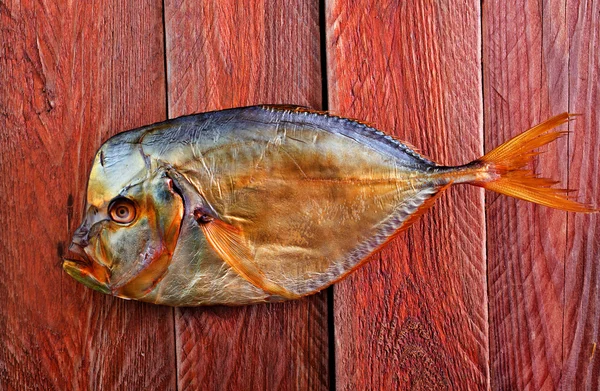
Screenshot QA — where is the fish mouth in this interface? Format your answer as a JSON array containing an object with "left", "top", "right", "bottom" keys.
[{"left": 63, "top": 243, "right": 111, "bottom": 295}]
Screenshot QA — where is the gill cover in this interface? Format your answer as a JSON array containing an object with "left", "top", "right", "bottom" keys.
[{"left": 65, "top": 132, "right": 184, "bottom": 299}]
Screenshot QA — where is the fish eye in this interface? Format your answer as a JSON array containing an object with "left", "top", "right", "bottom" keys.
[{"left": 108, "top": 198, "right": 137, "bottom": 224}]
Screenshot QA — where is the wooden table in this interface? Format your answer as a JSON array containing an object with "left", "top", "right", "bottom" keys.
[{"left": 1, "top": 1, "right": 598, "bottom": 389}]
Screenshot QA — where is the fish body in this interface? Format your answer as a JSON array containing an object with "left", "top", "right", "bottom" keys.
[{"left": 63, "top": 106, "right": 596, "bottom": 306}]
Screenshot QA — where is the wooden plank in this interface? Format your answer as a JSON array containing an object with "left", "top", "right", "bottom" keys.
[
  {"left": 483, "top": 1, "right": 575, "bottom": 389},
  {"left": 327, "top": 1, "right": 488, "bottom": 389},
  {"left": 562, "top": 1, "right": 600, "bottom": 388},
  {"left": 163, "top": 1, "right": 328, "bottom": 390},
  {"left": 0, "top": 1, "right": 176, "bottom": 389}
]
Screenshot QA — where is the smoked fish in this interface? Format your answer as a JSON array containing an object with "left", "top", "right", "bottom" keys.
[{"left": 63, "top": 106, "right": 597, "bottom": 306}]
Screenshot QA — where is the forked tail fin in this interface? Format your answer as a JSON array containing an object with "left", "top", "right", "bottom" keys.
[{"left": 467, "top": 113, "right": 597, "bottom": 213}]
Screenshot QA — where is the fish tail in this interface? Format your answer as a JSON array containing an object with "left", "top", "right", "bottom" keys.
[{"left": 446, "top": 113, "right": 597, "bottom": 212}]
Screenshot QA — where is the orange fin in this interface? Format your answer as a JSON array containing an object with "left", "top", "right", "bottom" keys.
[
  {"left": 475, "top": 113, "right": 597, "bottom": 213},
  {"left": 199, "top": 217, "right": 300, "bottom": 299}
]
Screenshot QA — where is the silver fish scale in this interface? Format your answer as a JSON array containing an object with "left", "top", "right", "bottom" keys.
[{"left": 257, "top": 105, "right": 437, "bottom": 169}]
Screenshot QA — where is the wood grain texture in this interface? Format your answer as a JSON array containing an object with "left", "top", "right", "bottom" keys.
[
  {"left": 482, "top": 1, "right": 582, "bottom": 389},
  {"left": 563, "top": 1, "right": 600, "bottom": 389},
  {"left": 327, "top": 1, "right": 488, "bottom": 389},
  {"left": 163, "top": 1, "right": 328, "bottom": 390},
  {"left": 2, "top": 1, "right": 599, "bottom": 390},
  {"left": 0, "top": 1, "right": 176, "bottom": 390}
]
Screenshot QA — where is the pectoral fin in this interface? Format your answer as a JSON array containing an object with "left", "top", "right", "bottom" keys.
[{"left": 198, "top": 214, "right": 299, "bottom": 299}]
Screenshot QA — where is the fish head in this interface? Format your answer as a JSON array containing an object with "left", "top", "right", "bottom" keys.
[{"left": 63, "top": 134, "right": 184, "bottom": 300}]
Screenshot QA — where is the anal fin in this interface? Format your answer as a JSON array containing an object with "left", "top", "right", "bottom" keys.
[{"left": 398, "top": 182, "right": 453, "bottom": 232}]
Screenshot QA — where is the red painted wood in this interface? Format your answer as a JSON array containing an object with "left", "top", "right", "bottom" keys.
[
  {"left": 0, "top": 1, "right": 176, "bottom": 390},
  {"left": 563, "top": 1, "right": 600, "bottom": 389},
  {"left": 482, "top": 1, "right": 584, "bottom": 389},
  {"left": 163, "top": 1, "right": 328, "bottom": 390},
  {"left": 484, "top": 1, "right": 600, "bottom": 389},
  {"left": 2, "top": 2, "right": 599, "bottom": 389},
  {"left": 327, "top": 1, "right": 488, "bottom": 389}
]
